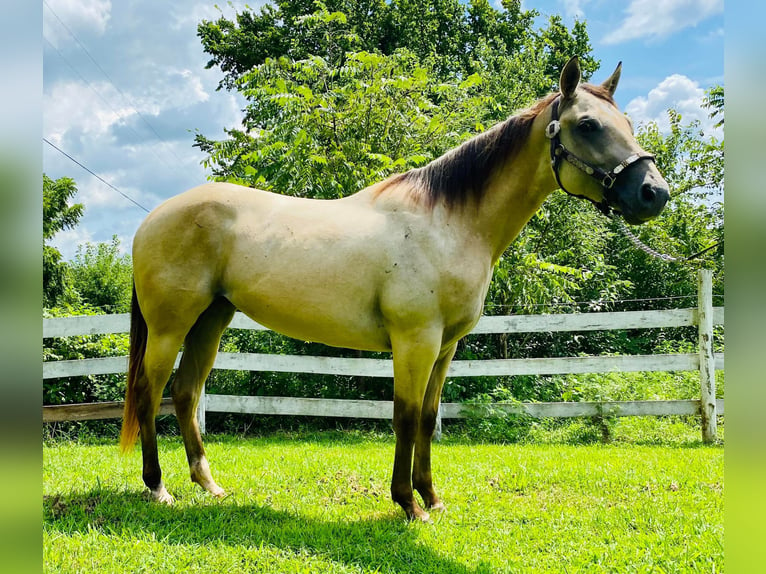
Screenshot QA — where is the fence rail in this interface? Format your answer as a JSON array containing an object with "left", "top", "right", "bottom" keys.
[{"left": 43, "top": 270, "right": 723, "bottom": 442}]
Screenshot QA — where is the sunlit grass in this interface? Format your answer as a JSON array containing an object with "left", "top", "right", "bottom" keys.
[{"left": 44, "top": 430, "right": 723, "bottom": 573}]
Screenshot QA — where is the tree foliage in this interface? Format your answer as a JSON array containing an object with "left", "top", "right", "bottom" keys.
[
  {"left": 43, "top": 174, "right": 83, "bottom": 307},
  {"left": 197, "top": 0, "right": 598, "bottom": 90},
  {"left": 610, "top": 94, "right": 724, "bottom": 309},
  {"left": 69, "top": 236, "right": 133, "bottom": 313},
  {"left": 195, "top": 1, "right": 596, "bottom": 195},
  {"left": 704, "top": 85, "right": 724, "bottom": 128},
  {"left": 197, "top": 48, "right": 496, "bottom": 197},
  {"left": 43, "top": 175, "right": 133, "bottom": 313}
]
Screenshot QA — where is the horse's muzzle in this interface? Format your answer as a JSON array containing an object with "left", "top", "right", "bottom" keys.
[{"left": 612, "top": 176, "right": 670, "bottom": 225}]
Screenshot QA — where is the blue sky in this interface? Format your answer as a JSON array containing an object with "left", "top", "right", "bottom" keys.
[{"left": 43, "top": 0, "right": 724, "bottom": 260}]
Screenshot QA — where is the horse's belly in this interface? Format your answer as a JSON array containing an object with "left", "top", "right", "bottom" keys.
[
  {"left": 224, "top": 259, "right": 391, "bottom": 351},
  {"left": 231, "top": 296, "right": 392, "bottom": 351}
]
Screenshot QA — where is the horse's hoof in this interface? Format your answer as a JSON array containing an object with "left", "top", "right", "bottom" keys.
[
  {"left": 192, "top": 473, "right": 226, "bottom": 499},
  {"left": 406, "top": 506, "right": 431, "bottom": 523},
  {"left": 429, "top": 501, "right": 447, "bottom": 513},
  {"left": 151, "top": 486, "right": 174, "bottom": 505},
  {"left": 201, "top": 483, "right": 226, "bottom": 499}
]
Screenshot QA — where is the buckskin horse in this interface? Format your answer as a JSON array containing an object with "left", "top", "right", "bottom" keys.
[{"left": 120, "top": 57, "right": 669, "bottom": 521}]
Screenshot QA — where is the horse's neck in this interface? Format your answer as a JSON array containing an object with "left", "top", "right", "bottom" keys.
[{"left": 468, "top": 115, "right": 557, "bottom": 264}]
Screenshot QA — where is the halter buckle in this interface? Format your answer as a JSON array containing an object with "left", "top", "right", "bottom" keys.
[
  {"left": 545, "top": 121, "right": 561, "bottom": 139},
  {"left": 601, "top": 173, "right": 616, "bottom": 189}
]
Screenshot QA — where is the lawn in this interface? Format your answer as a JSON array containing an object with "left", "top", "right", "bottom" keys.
[{"left": 44, "top": 432, "right": 723, "bottom": 573}]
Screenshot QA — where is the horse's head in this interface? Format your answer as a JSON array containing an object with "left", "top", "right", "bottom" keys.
[{"left": 547, "top": 57, "right": 669, "bottom": 224}]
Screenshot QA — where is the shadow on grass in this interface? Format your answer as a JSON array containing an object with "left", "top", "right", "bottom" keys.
[
  {"left": 44, "top": 488, "right": 483, "bottom": 573},
  {"left": 197, "top": 430, "right": 395, "bottom": 448}
]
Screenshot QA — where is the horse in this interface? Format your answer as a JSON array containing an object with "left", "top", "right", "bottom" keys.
[{"left": 120, "top": 57, "right": 669, "bottom": 521}]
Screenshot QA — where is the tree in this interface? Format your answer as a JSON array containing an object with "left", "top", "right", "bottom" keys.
[
  {"left": 69, "top": 236, "right": 133, "bottom": 313},
  {"left": 196, "top": 47, "right": 499, "bottom": 197},
  {"left": 43, "top": 174, "right": 83, "bottom": 307},
  {"left": 704, "top": 85, "right": 724, "bottom": 128},
  {"left": 197, "top": 0, "right": 598, "bottom": 90}
]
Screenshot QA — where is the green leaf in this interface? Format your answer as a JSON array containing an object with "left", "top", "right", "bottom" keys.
[
  {"left": 459, "top": 73, "right": 483, "bottom": 89},
  {"left": 309, "top": 154, "right": 328, "bottom": 165}
]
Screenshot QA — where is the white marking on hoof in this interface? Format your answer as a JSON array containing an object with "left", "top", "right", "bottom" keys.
[
  {"left": 210, "top": 485, "right": 226, "bottom": 499},
  {"left": 407, "top": 507, "right": 430, "bottom": 523},
  {"left": 429, "top": 501, "right": 447, "bottom": 513},
  {"left": 151, "top": 486, "right": 174, "bottom": 505},
  {"left": 193, "top": 475, "right": 226, "bottom": 499}
]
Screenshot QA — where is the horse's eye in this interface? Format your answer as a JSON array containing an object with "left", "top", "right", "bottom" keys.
[{"left": 577, "top": 118, "right": 600, "bottom": 133}]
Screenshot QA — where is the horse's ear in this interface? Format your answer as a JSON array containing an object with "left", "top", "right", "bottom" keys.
[
  {"left": 559, "top": 56, "right": 581, "bottom": 99},
  {"left": 601, "top": 61, "right": 622, "bottom": 97}
]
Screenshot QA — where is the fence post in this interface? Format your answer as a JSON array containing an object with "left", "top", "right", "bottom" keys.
[
  {"left": 197, "top": 383, "right": 207, "bottom": 435},
  {"left": 697, "top": 268, "right": 716, "bottom": 443},
  {"left": 433, "top": 401, "right": 443, "bottom": 442}
]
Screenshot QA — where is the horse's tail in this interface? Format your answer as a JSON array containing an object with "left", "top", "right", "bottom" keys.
[{"left": 120, "top": 283, "right": 147, "bottom": 454}]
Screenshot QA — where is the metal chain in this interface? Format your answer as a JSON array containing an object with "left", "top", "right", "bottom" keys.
[{"left": 614, "top": 216, "right": 686, "bottom": 262}]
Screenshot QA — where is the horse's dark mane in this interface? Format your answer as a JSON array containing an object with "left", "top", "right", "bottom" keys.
[{"left": 385, "top": 85, "right": 615, "bottom": 209}]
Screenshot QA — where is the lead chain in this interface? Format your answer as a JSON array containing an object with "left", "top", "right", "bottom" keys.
[{"left": 614, "top": 216, "right": 684, "bottom": 262}]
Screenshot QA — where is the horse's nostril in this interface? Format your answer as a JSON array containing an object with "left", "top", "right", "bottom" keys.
[{"left": 641, "top": 184, "right": 657, "bottom": 204}]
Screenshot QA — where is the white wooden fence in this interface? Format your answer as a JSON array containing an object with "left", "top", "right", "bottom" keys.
[{"left": 43, "top": 270, "right": 723, "bottom": 442}]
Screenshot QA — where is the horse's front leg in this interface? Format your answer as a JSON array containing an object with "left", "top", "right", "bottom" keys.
[
  {"left": 413, "top": 342, "right": 457, "bottom": 512},
  {"left": 390, "top": 329, "right": 442, "bottom": 522}
]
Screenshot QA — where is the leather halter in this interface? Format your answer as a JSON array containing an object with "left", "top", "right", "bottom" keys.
[{"left": 546, "top": 97, "right": 655, "bottom": 217}]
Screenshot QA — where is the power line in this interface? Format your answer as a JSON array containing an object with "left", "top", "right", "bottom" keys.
[
  {"left": 43, "top": 137, "right": 151, "bottom": 213},
  {"left": 43, "top": 36, "right": 127, "bottom": 124},
  {"left": 43, "top": 0, "right": 177, "bottom": 152},
  {"left": 43, "top": 0, "right": 200, "bottom": 189}
]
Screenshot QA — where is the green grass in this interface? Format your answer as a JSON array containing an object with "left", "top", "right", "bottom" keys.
[{"left": 44, "top": 429, "right": 723, "bottom": 573}]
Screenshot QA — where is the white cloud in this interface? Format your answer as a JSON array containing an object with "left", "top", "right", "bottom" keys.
[
  {"left": 75, "top": 171, "right": 141, "bottom": 209},
  {"left": 44, "top": 80, "right": 133, "bottom": 144},
  {"left": 603, "top": 0, "right": 723, "bottom": 44},
  {"left": 625, "top": 74, "right": 720, "bottom": 138},
  {"left": 44, "top": 0, "right": 112, "bottom": 47},
  {"left": 147, "top": 67, "right": 210, "bottom": 111},
  {"left": 51, "top": 226, "right": 93, "bottom": 261},
  {"left": 43, "top": 65, "right": 211, "bottom": 146},
  {"left": 170, "top": 1, "right": 261, "bottom": 31},
  {"left": 561, "top": 0, "right": 589, "bottom": 20}
]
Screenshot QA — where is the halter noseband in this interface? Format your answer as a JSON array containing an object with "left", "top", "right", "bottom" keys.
[{"left": 546, "top": 97, "right": 655, "bottom": 217}]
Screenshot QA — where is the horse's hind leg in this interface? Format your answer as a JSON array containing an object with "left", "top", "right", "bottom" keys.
[
  {"left": 137, "top": 332, "right": 185, "bottom": 504},
  {"left": 413, "top": 343, "right": 456, "bottom": 512},
  {"left": 172, "top": 297, "right": 235, "bottom": 497}
]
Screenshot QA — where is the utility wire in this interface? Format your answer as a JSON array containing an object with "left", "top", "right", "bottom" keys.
[
  {"left": 43, "top": 137, "right": 151, "bottom": 213},
  {"left": 43, "top": 36, "right": 128, "bottom": 125},
  {"left": 43, "top": 0, "right": 175, "bottom": 153},
  {"left": 43, "top": 1, "right": 200, "bottom": 189}
]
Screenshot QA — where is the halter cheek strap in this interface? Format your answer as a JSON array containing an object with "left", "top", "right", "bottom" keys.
[{"left": 546, "top": 97, "right": 655, "bottom": 217}]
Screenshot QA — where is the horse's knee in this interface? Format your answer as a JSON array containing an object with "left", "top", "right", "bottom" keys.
[
  {"left": 171, "top": 382, "right": 199, "bottom": 412},
  {"left": 419, "top": 409, "right": 438, "bottom": 438},
  {"left": 393, "top": 399, "right": 420, "bottom": 436}
]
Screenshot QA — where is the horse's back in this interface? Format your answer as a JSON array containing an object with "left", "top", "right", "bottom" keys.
[
  {"left": 132, "top": 181, "right": 489, "bottom": 351},
  {"left": 132, "top": 183, "right": 394, "bottom": 348}
]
